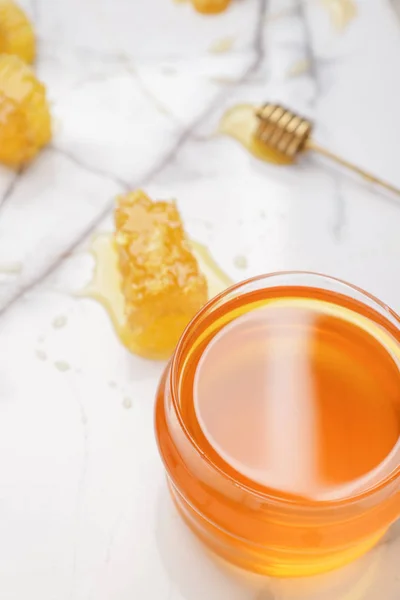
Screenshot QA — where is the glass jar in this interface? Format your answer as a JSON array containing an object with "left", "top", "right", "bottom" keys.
[{"left": 155, "top": 273, "right": 400, "bottom": 577}]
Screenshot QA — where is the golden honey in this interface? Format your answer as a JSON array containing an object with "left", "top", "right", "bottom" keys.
[
  {"left": 191, "top": 0, "right": 231, "bottom": 14},
  {"left": 0, "top": 54, "right": 51, "bottom": 167},
  {"left": 114, "top": 191, "right": 208, "bottom": 359},
  {"left": 155, "top": 273, "right": 400, "bottom": 577},
  {"left": 219, "top": 104, "right": 293, "bottom": 165},
  {"left": 0, "top": 0, "right": 35, "bottom": 63}
]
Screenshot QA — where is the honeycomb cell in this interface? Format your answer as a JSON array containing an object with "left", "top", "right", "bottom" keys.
[
  {"left": 114, "top": 190, "right": 208, "bottom": 359},
  {"left": 0, "top": 0, "right": 35, "bottom": 63},
  {"left": 0, "top": 54, "right": 51, "bottom": 167}
]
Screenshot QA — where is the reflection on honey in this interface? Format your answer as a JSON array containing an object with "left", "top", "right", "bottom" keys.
[
  {"left": 81, "top": 233, "right": 231, "bottom": 357},
  {"left": 219, "top": 104, "right": 293, "bottom": 165},
  {"left": 186, "top": 296, "right": 400, "bottom": 500},
  {"left": 273, "top": 536, "right": 384, "bottom": 600}
]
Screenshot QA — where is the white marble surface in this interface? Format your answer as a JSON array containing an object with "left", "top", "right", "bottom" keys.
[{"left": 0, "top": 0, "right": 400, "bottom": 598}]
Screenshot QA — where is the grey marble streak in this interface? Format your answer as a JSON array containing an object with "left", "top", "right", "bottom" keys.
[
  {"left": 331, "top": 175, "right": 346, "bottom": 241},
  {"left": 260, "top": 0, "right": 320, "bottom": 115},
  {"left": 391, "top": 0, "right": 400, "bottom": 21},
  {"left": 50, "top": 146, "right": 131, "bottom": 190},
  {"left": 296, "top": 0, "right": 319, "bottom": 99},
  {"left": 0, "top": 169, "right": 22, "bottom": 214},
  {"left": 291, "top": 1, "right": 342, "bottom": 105}
]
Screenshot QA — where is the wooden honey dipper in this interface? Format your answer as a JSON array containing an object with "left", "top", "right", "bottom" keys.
[{"left": 256, "top": 103, "right": 400, "bottom": 197}]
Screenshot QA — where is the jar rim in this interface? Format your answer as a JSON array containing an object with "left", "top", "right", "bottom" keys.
[{"left": 170, "top": 271, "right": 400, "bottom": 511}]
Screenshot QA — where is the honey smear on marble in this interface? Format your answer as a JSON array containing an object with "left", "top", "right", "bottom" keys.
[
  {"left": 219, "top": 104, "right": 293, "bottom": 165},
  {"left": 321, "top": 0, "right": 357, "bottom": 31},
  {"left": 82, "top": 193, "right": 231, "bottom": 361},
  {"left": 209, "top": 36, "right": 235, "bottom": 54}
]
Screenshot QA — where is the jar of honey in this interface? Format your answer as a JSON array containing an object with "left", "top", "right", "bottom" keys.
[{"left": 155, "top": 273, "right": 400, "bottom": 577}]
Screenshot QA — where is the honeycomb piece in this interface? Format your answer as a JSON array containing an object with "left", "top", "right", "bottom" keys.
[
  {"left": 0, "top": 0, "right": 35, "bottom": 63},
  {"left": 0, "top": 54, "right": 51, "bottom": 167},
  {"left": 114, "top": 190, "right": 208, "bottom": 359},
  {"left": 191, "top": 0, "right": 232, "bottom": 14}
]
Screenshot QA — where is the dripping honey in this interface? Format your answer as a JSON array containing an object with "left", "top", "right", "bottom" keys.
[
  {"left": 155, "top": 274, "right": 400, "bottom": 577},
  {"left": 219, "top": 104, "right": 293, "bottom": 165}
]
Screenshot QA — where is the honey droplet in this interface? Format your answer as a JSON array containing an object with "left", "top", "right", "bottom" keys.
[
  {"left": 209, "top": 36, "right": 235, "bottom": 54},
  {"left": 287, "top": 58, "right": 311, "bottom": 78},
  {"left": 52, "top": 315, "right": 67, "bottom": 329},
  {"left": 35, "top": 349, "right": 47, "bottom": 361},
  {"left": 0, "top": 261, "right": 23, "bottom": 275},
  {"left": 321, "top": 0, "right": 357, "bottom": 31},
  {"left": 123, "top": 397, "right": 132, "bottom": 409},
  {"left": 54, "top": 360, "right": 71, "bottom": 372},
  {"left": 234, "top": 255, "right": 248, "bottom": 270}
]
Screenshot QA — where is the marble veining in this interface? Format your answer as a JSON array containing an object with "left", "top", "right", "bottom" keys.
[{"left": 0, "top": 1, "right": 399, "bottom": 599}]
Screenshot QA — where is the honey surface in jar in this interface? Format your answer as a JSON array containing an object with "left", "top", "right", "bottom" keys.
[
  {"left": 0, "top": 0, "right": 35, "bottom": 63},
  {"left": 188, "top": 295, "right": 400, "bottom": 500},
  {"left": 191, "top": 0, "right": 231, "bottom": 14},
  {"left": 0, "top": 54, "right": 51, "bottom": 167},
  {"left": 114, "top": 190, "right": 208, "bottom": 360}
]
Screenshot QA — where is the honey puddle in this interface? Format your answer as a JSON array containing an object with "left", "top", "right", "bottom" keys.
[
  {"left": 209, "top": 37, "right": 235, "bottom": 54},
  {"left": 81, "top": 233, "right": 232, "bottom": 353},
  {"left": 219, "top": 104, "right": 293, "bottom": 165},
  {"left": 321, "top": 0, "right": 357, "bottom": 30},
  {"left": 0, "top": 262, "right": 23, "bottom": 276}
]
